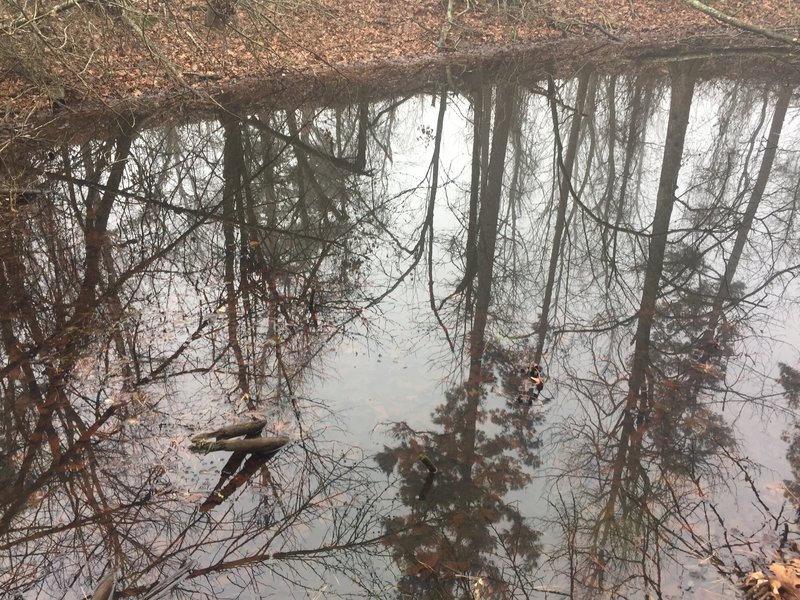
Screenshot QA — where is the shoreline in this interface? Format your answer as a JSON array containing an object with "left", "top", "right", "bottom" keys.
[
  {"left": 1, "top": 0, "right": 799, "bottom": 125},
  {"left": 1, "top": 29, "right": 799, "bottom": 158}
]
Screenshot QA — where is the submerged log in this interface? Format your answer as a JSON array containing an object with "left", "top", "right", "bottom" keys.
[
  {"left": 190, "top": 419, "right": 268, "bottom": 443},
  {"left": 200, "top": 452, "right": 275, "bottom": 512},
  {"left": 189, "top": 436, "right": 290, "bottom": 454},
  {"left": 92, "top": 570, "right": 117, "bottom": 600}
]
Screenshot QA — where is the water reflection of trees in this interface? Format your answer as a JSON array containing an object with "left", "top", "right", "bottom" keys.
[
  {"left": 380, "top": 62, "right": 800, "bottom": 599},
  {"left": 0, "top": 99, "right": 426, "bottom": 597},
  {"left": 375, "top": 81, "right": 546, "bottom": 599},
  {"left": 3, "top": 58, "right": 800, "bottom": 599},
  {"left": 533, "top": 67, "right": 800, "bottom": 597}
]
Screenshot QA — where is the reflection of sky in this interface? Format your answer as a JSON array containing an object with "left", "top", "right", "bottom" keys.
[{"left": 314, "top": 96, "right": 470, "bottom": 440}]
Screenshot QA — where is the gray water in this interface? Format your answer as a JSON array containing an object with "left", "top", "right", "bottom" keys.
[{"left": 2, "top": 56, "right": 800, "bottom": 599}]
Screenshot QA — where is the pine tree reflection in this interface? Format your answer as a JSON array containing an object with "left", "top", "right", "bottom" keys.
[{"left": 377, "top": 83, "right": 543, "bottom": 599}]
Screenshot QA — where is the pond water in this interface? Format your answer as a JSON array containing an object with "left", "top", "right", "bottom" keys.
[{"left": 2, "top": 54, "right": 800, "bottom": 599}]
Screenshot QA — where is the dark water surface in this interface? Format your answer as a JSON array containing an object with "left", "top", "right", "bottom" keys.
[{"left": 2, "top": 55, "right": 800, "bottom": 599}]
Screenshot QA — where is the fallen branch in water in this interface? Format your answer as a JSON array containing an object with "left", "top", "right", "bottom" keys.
[
  {"left": 191, "top": 419, "right": 268, "bottom": 442},
  {"left": 189, "top": 436, "right": 290, "bottom": 454}
]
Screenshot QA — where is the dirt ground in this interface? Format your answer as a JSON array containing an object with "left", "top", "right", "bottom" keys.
[{"left": 1, "top": 0, "right": 799, "bottom": 131}]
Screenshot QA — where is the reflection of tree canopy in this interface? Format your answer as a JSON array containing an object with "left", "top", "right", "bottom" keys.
[
  {"left": 383, "top": 62, "right": 800, "bottom": 597},
  {"left": 377, "top": 346, "right": 543, "bottom": 599},
  {"left": 359, "top": 63, "right": 800, "bottom": 598},
  {"left": 374, "top": 80, "right": 545, "bottom": 598},
  {"left": 532, "top": 68, "right": 800, "bottom": 597}
]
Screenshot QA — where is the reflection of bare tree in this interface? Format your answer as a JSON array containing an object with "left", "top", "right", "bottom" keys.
[
  {"left": 549, "top": 63, "right": 701, "bottom": 598},
  {"left": 542, "top": 65, "right": 800, "bottom": 598},
  {"left": 534, "top": 71, "right": 590, "bottom": 363},
  {"left": 0, "top": 125, "right": 136, "bottom": 531},
  {"left": 600, "top": 74, "right": 660, "bottom": 292},
  {"left": 712, "top": 85, "right": 793, "bottom": 319},
  {"left": 3, "top": 60, "right": 800, "bottom": 600},
  {"left": 398, "top": 64, "right": 800, "bottom": 597},
  {"left": 0, "top": 95, "right": 428, "bottom": 598}
]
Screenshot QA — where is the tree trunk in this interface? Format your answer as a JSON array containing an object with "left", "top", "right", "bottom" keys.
[
  {"left": 221, "top": 115, "right": 250, "bottom": 402},
  {"left": 712, "top": 85, "right": 792, "bottom": 316},
  {"left": 598, "top": 63, "right": 697, "bottom": 533},
  {"left": 463, "top": 81, "right": 486, "bottom": 290},
  {"left": 470, "top": 84, "right": 516, "bottom": 370},
  {"left": 535, "top": 71, "right": 590, "bottom": 362}
]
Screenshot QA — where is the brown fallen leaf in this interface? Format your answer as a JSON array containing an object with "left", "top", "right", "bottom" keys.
[{"left": 769, "top": 560, "right": 800, "bottom": 600}]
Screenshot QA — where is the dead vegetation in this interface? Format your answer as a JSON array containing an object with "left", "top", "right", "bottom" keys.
[{"left": 0, "top": 0, "right": 798, "bottom": 126}]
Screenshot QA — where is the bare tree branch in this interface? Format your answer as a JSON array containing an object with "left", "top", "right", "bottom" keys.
[{"left": 682, "top": 0, "right": 800, "bottom": 46}]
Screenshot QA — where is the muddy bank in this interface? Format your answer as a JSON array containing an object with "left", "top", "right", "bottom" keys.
[
  {"left": 2, "top": 0, "right": 800, "bottom": 135},
  {"left": 2, "top": 32, "right": 799, "bottom": 165}
]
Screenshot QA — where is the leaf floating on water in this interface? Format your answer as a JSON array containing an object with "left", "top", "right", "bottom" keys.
[
  {"left": 742, "top": 559, "right": 800, "bottom": 600},
  {"left": 181, "top": 493, "right": 206, "bottom": 503},
  {"left": 272, "top": 419, "right": 290, "bottom": 433},
  {"left": 765, "top": 482, "right": 787, "bottom": 493},
  {"left": 769, "top": 562, "right": 800, "bottom": 600}
]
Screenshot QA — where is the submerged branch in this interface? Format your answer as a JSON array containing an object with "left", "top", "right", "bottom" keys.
[
  {"left": 191, "top": 420, "right": 269, "bottom": 442},
  {"left": 189, "top": 436, "right": 290, "bottom": 454}
]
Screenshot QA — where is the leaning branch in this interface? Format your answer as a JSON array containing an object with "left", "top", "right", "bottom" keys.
[
  {"left": 682, "top": 0, "right": 800, "bottom": 46},
  {"left": 2, "top": 0, "right": 87, "bottom": 31}
]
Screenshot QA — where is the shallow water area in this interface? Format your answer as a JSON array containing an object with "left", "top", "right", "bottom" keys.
[{"left": 2, "top": 49, "right": 800, "bottom": 599}]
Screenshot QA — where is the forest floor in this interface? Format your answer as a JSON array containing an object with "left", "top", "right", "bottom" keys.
[{"left": 1, "top": 0, "right": 799, "bottom": 132}]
